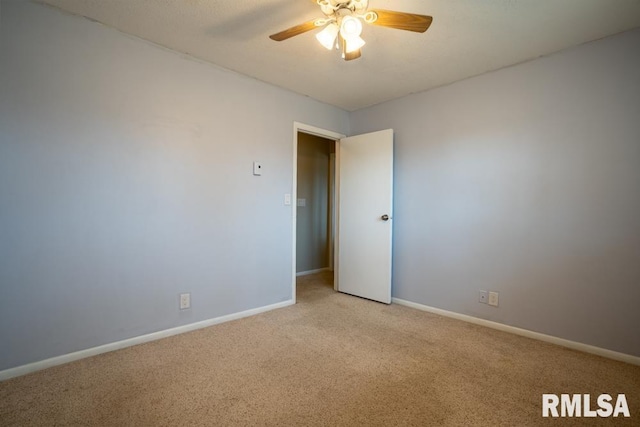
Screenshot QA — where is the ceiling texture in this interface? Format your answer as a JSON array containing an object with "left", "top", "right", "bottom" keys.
[{"left": 39, "top": 0, "right": 640, "bottom": 111}]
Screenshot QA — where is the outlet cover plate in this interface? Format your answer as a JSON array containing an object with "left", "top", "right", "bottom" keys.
[
  {"left": 180, "top": 293, "right": 191, "bottom": 310},
  {"left": 488, "top": 291, "right": 499, "bottom": 307}
]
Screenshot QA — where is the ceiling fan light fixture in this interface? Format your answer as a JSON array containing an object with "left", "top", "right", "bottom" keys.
[
  {"left": 339, "top": 16, "right": 363, "bottom": 40},
  {"left": 270, "top": 1, "right": 433, "bottom": 62},
  {"left": 344, "top": 35, "right": 365, "bottom": 53},
  {"left": 316, "top": 23, "right": 339, "bottom": 50}
]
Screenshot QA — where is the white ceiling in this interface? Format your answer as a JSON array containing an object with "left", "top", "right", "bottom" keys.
[{"left": 39, "top": 0, "right": 640, "bottom": 111}]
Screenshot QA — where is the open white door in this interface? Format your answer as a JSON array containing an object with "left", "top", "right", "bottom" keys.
[{"left": 337, "top": 129, "right": 393, "bottom": 304}]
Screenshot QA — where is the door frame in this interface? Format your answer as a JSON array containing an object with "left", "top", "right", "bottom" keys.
[{"left": 292, "top": 122, "right": 345, "bottom": 303}]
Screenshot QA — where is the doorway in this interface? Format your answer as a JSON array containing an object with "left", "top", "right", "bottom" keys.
[
  {"left": 292, "top": 123, "right": 394, "bottom": 304},
  {"left": 295, "top": 132, "right": 335, "bottom": 276},
  {"left": 292, "top": 123, "right": 345, "bottom": 302}
]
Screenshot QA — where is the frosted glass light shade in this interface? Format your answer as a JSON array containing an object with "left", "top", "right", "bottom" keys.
[
  {"left": 345, "top": 35, "right": 365, "bottom": 53},
  {"left": 316, "top": 23, "right": 339, "bottom": 50},
  {"left": 340, "top": 16, "right": 363, "bottom": 40}
]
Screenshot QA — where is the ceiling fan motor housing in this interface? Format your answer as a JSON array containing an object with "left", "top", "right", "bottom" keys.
[
  {"left": 328, "top": 0, "right": 353, "bottom": 7},
  {"left": 318, "top": 0, "right": 369, "bottom": 16}
]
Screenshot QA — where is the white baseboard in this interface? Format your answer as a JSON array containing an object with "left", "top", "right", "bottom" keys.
[
  {"left": 0, "top": 299, "right": 294, "bottom": 381},
  {"left": 392, "top": 298, "right": 640, "bottom": 366},
  {"left": 296, "top": 268, "right": 330, "bottom": 277}
]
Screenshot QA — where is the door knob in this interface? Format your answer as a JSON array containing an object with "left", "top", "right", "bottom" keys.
[{"left": 381, "top": 215, "right": 390, "bottom": 221}]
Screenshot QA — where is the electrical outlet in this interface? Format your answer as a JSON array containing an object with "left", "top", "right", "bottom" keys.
[
  {"left": 478, "top": 290, "right": 488, "bottom": 304},
  {"left": 488, "top": 291, "right": 499, "bottom": 307},
  {"left": 179, "top": 293, "right": 191, "bottom": 310}
]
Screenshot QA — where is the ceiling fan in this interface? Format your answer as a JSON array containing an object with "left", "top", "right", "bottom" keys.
[{"left": 269, "top": 0, "right": 433, "bottom": 61}]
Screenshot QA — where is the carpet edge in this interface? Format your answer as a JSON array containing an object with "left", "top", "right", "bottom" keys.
[
  {"left": 392, "top": 297, "right": 640, "bottom": 366},
  {"left": 0, "top": 299, "right": 295, "bottom": 381}
]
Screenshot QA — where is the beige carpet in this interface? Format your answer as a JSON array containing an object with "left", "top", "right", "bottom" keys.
[{"left": 1, "top": 271, "right": 638, "bottom": 426}]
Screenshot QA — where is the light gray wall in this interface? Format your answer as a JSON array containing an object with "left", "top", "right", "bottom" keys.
[
  {"left": 296, "top": 133, "right": 332, "bottom": 273},
  {"left": 350, "top": 28, "right": 640, "bottom": 356},
  {"left": 0, "top": 1, "right": 349, "bottom": 371}
]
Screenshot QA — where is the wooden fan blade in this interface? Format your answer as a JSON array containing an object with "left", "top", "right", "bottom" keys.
[
  {"left": 344, "top": 49, "right": 361, "bottom": 61},
  {"left": 341, "top": 37, "right": 362, "bottom": 61},
  {"left": 269, "top": 20, "right": 319, "bottom": 41},
  {"left": 369, "top": 9, "right": 433, "bottom": 33}
]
